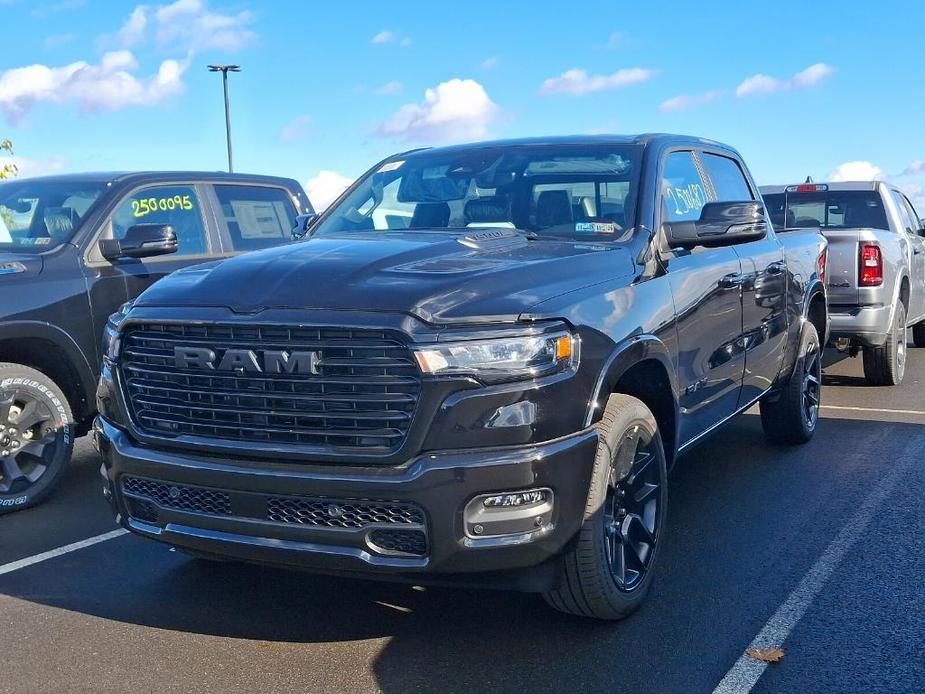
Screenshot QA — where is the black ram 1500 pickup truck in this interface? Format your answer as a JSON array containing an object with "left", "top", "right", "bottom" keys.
[
  {"left": 0, "top": 171, "right": 312, "bottom": 512},
  {"left": 96, "top": 135, "right": 828, "bottom": 619}
]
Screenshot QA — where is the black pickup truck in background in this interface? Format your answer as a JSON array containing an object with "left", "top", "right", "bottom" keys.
[
  {"left": 96, "top": 135, "right": 828, "bottom": 619},
  {"left": 0, "top": 172, "right": 312, "bottom": 512}
]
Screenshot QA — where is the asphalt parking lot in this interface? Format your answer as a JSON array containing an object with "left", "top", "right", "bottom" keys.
[{"left": 1, "top": 348, "right": 923, "bottom": 694}]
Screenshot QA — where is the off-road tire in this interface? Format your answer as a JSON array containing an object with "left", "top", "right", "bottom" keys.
[
  {"left": 0, "top": 362, "right": 75, "bottom": 514},
  {"left": 863, "top": 302, "right": 907, "bottom": 386},
  {"left": 543, "top": 394, "right": 667, "bottom": 620},
  {"left": 760, "top": 322, "right": 822, "bottom": 445}
]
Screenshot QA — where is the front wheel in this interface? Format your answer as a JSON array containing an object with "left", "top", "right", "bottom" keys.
[
  {"left": 0, "top": 363, "right": 75, "bottom": 514},
  {"left": 760, "top": 322, "right": 822, "bottom": 445},
  {"left": 543, "top": 394, "right": 667, "bottom": 620}
]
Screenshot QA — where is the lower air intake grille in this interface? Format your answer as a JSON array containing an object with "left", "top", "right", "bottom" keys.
[
  {"left": 368, "top": 528, "right": 428, "bottom": 556},
  {"left": 121, "top": 476, "right": 232, "bottom": 516},
  {"left": 266, "top": 496, "right": 425, "bottom": 528}
]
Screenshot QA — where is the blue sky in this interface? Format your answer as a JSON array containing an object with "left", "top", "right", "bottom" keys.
[{"left": 2, "top": 0, "right": 924, "bottom": 209}]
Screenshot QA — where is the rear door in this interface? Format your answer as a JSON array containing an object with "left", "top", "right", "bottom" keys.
[
  {"left": 206, "top": 183, "right": 300, "bottom": 255},
  {"left": 659, "top": 150, "right": 745, "bottom": 444},
  {"left": 701, "top": 152, "right": 787, "bottom": 406},
  {"left": 82, "top": 182, "right": 218, "bottom": 367},
  {"left": 893, "top": 191, "right": 925, "bottom": 322}
]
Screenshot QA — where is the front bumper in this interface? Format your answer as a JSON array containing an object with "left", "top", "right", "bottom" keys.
[
  {"left": 828, "top": 303, "right": 892, "bottom": 347},
  {"left": 96, "top": 416, "right": 598, "bottom": 590}
]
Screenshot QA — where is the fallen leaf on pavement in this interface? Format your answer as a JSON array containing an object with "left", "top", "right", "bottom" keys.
[{"left": 746, "top": 647, "right": 785, "bottom": 663}]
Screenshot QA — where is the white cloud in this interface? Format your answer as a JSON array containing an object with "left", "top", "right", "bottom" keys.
[
  {"left": 154, "top": 0, "right": 255, "bottom": 52},
  {"left": 7, "top": 155, "right": 68, "bottom": 178},
  {"left": 305, "top": 170, "right": 353, "bottom": 211},
  {"left": 376, "top": 80, "right": 404, "bottom": 95},
  {"left": 480, "top": 56, "right": 499, "bottom": 70},
  {"left": 601, "top": 31, "right": 625, "bottom": 49},
  {"left": 827, "top": 160, "right": 885, "bottom": 182},
  {"left": 280, "top": 115, "right": 311, "bottom": 141},
  {"left": 736, "top": 62, "right": 834, "bottom": 98},
  {"left": 659, "top": 89, "right": 723, "bottom": 112},
  {"left": 901, "top": 160, "right": 925, "bottom": 176},
  {"left": 540, "top": 67, "right": 656, "bottom": 96},
  {"left": 0, "top": 51, "right": 186, "bottom": 123},
  {"left": 378, "top": 78, "right": 499, "bottom": 144},
  {"left": 116, "top": 5, "right": 148, "bottom": 47},
  {"left": 372, "top": 30, "right": 411, "bottom": 46}
]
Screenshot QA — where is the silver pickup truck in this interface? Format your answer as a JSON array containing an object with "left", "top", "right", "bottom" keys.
[{"left": 761, "top": 182, "right": 925, "bottom": 385}]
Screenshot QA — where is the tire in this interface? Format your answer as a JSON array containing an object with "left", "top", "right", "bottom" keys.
[
  {"left": 543, "top": 394, "right": 668, "bottom": 620},
  {"left": 0, "top": 363, "right": 75, "bottom": 514},
  {"left": 912, "top": 321, "right": 925, "bottom": 348},
  {"left": 760, "top": 322, "right": 822, "bottom": 445},
  {"left": 862, "top": 302, "right": 907, "bottom": 386}
]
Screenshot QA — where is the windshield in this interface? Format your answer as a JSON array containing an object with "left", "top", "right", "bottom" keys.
[
  {"left": 763, "top": 191, "right": 888, "bottom": 231},
  {"left": 312, "top": 144, "right": 643, "bottom": 240},
  {"left": 0, "top": 179, "right": 107, "bottom": 252}
]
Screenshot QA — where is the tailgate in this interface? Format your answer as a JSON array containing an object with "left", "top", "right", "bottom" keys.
[{"left": 820, "top": 228, "right": 861, "bottom": 305}]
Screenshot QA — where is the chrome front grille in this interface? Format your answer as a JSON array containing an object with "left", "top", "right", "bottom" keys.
[{"left": 119, "top": 323, "right": 420, "bottom": 452}]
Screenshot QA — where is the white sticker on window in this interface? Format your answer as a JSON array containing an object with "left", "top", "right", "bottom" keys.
[{"left": 575, "top": 222, "right": 617, "bottom": 234}]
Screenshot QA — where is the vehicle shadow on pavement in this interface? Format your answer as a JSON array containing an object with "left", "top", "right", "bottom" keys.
[{"left": 1, "top": 415, "right": 921, "bottom": 693}]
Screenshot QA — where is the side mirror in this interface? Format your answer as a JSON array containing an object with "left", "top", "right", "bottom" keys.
[
  {"left": 664, "top": 201, "right": 768, "bottom": 249},
  {"left": 291, "top": 213, "right": 319, "bottom": 239},
  {"left": 99, "top": 223, "right": 178, "bottom": 261}
]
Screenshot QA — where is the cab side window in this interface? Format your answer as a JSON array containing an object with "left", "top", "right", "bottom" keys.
[
  {"left": 214, "top": 184, "right": 299, "bottom": 252},
  {"left": 701, "top": 153, "right": 754, "bottom": 202},
  {"left": 890, "top": 190, "right": 916, "bottom": 234},
  {"left": 900, "top": 194, "right": 923, "bottom": 237},
  {"left": 661, "top": 151, "right": 708, "bottom": 222},
  {"left": 110, "top": 185, "right": 208, "bottom": 256}
]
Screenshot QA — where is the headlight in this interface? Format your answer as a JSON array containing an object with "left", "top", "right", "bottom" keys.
[
  {"left": 101, "top": 300, "right": 134, "bottom": 361},
  {"left": 413, "top": 331, "right": 576, "bottom": 383}
]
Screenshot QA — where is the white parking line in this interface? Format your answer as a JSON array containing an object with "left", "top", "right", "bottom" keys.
[
  {"left": 712, "top": 444, "right": 916, "bottom": 694},
  {"left": 0, "top": 528, "right": 128, "bottom": 577},
  {"left": 821, "top": 405, "right": 925, "bottom": 417}
]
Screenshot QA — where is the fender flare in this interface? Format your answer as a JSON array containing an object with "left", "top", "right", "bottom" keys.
[
  {"left": 583, "top": 334, "right": 681, "bottom": 455},
  {"left": 0, "top": 320, "right": 97, "bottom": 420}
]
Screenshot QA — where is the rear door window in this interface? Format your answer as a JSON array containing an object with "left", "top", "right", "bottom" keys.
[
  {"left": 701, "top": 153, "right": 754, "bottom": 202},
  {"left": 214, "top": 184, "right": 298, "bottom": 252},
  {"left": 109, "top": 184, "right": 210, "bottom": 256},
  {"left": 661, "top": 151, "right": 709, "bottom": 222}
]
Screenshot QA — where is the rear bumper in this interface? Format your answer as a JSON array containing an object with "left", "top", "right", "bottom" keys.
[
  {"left": 95, "top": 416, "right": 598, "bottom": 590},
  {"left": 828, "top": 304, "right": 892, "bottom": 347}
]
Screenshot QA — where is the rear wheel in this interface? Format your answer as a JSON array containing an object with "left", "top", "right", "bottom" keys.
[
  {"left": 760, "top": 322, "right": 822, "bottom": 445},
  {"left": 543, "top": 394, "right": 667, "bottom": 620},
  {"left": 0, "top": 363, "right": 75, "bottom": 514},
  {"left": 863, "top": 303, "right": 907, "bottom": 386},
  {"left": 912, "top": 320, "right": 925, "bottom": 348}
]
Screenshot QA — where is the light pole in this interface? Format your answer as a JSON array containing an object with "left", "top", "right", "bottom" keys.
[{"left": 207, "top": 64, "right": 240, "bottom": 173}]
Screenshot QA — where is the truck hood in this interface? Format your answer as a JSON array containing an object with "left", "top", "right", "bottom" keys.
[
  {"left": 0, "top": 251, "right": 43, "bottom": 281},
  {"left": 136, "top": 229, "right": 637, "bottom": 323}
]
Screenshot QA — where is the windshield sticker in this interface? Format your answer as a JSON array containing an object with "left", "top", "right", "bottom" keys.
[
  {"left": 131, "top": 195, "right": 194, "bottom": 218},
  {"left": 575, "top": 222, "right": 617, "bottom": 234},
  {"left": 377, "top": 160, "right": 405, "bottom": 173}
]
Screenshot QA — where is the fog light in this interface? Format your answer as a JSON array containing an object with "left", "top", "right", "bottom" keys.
[
  {"left": 482, "top": 489, "right": 548, "bottom": 508},
  {"left": 464, "top": 488, "right": 554, "bottom": 539}
]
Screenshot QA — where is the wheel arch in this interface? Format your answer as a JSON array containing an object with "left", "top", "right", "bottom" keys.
[
  {"left": 0, "top": 321, "right": 97, "bottom": 427},
  {"left": 584, "top": 336, "right": 680, "bottom": 469}
]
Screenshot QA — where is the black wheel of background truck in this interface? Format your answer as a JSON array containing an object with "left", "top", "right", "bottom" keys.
[
  {"left": 760, "top": 322, "right": 822, "bottom": 445},
  {"left": 862, "top": 302, "right": 907, "bottom": 386},
  {"left": 0, "top": 363, "right": 75, "bottom": 514},
  {"left": 911, "top": 320, "right": 925, "bottom": 348},
  {"left": 543, "top": 394, "right": 667, "bottom": 620}
]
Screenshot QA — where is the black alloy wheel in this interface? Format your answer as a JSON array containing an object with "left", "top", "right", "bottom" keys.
[{"left": 0, "top": 391, "right": 57, "bottom": 494}]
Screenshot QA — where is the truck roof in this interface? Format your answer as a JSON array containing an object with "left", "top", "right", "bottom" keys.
[
  {"left": 395, "top": 133, "right": 736, "bottom": 159},
  {"left": 5, "top": 170, "right": 303, "bottom": 188},
  {"left": 760, "top": 181, "right": 883, "bottom": 194}
]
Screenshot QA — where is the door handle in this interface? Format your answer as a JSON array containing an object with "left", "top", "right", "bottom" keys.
[
  {"left": 766, "top": 262, "right": 786, "bottom": 275},
  {"left": 719, "top": 272, "right": 745, "bottom": 289}
]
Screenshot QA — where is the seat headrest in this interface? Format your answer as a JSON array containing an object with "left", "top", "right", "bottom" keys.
[
  {"left": 536, "top": 190, "right": 572, "bottom": 227},
  {"left": 409, "top": 202, "right": 450, "bottom": 229},
  {"left": 43, "top": 206, "right": 78, "bottom": 242},
  {"left": 464, "top": 196, "right": 509, "bottom": 224}
]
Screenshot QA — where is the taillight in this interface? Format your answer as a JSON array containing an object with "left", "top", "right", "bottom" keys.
[
  {"left": 859, "top": 243, "right": 883, "bottom": 286},
  {"left": 817, "top": 248, "right": 827, "bottom": 284}
]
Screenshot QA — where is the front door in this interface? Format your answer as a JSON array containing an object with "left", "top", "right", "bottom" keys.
[
  {"left": 81, "top": 183, "right": 217, "bottom": 370},
  {"left": 659, "top": 150, "right": 745, "bottom": 445}
]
